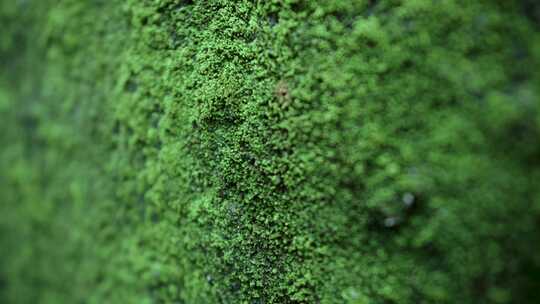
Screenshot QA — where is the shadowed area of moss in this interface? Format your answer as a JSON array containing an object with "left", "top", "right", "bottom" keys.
[{"left": 1, "top": 0, "right": 540, "bottom": 303}]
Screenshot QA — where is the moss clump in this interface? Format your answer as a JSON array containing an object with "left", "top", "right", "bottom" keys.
[{"left": 1, "top": 0, "right": 540, "bottom": 303}]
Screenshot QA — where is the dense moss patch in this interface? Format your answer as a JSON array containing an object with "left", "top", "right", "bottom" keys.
[{"left": 1, "top": 1, "right": 540, "bottom": 303}]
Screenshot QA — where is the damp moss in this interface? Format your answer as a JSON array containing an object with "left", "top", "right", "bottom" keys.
[{"left": 1, "top": 0, "right": 540, "bottom": 303}]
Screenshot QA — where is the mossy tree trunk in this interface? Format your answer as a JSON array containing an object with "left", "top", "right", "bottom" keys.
[{"left": 1, "top": 1, "right": 540, "bottom": 303}]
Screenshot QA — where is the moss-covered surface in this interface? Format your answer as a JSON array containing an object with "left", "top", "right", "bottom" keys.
[{"left": 1, "top": 0, "right": 540, "bottom": 303}]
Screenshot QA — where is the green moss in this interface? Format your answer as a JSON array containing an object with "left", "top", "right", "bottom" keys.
[{"left": 1, "top": 0, "right": 540, "bottom": 303}]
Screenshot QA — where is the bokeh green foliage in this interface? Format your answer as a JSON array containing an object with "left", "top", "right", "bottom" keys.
[{"left": 1, "top": 0, "right": 540, "bottom": 303}]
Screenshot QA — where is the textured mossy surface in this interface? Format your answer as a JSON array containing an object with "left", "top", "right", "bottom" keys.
[{"left": 1, "top": 0, "right": 540, "bottom": 303}]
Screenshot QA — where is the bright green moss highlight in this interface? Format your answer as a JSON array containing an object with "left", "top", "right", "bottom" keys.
[{"left": 1, "top": 0, "right": 540, "bottom": 303}]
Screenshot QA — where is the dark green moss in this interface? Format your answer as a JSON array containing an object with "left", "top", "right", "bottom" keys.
[{"left": 1, "top": 0, "right": 540, "bottom": 303}]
